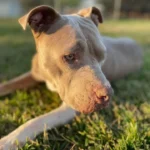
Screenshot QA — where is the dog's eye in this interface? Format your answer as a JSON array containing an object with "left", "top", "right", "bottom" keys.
[{"left": 64, "top": 53, "right": 76, "bottom": 62}]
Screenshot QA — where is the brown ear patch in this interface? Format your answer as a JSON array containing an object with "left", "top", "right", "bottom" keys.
[
  {"left": 91, "top": 7, "right": 103, "bottom": 24},
  {"left": 78, "top": 7, "right": 103, "bottom": 26},
  {"left": 18, "top": 5, "right": 60, "bottom": 32},
  {"left": 28, "top": 8, "right": 58, "bottom": 32}
]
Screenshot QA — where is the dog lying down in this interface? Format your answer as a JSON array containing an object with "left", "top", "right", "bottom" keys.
[{"left": 0, "top": 5, "right": 143, "bottom": 150}]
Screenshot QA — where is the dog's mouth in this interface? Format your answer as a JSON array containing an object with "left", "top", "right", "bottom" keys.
[
  {"left": 88, "top": 95, "right": 111, "bottom": 113},
  {"left": 83, "top": 86, "right": 113, "bottom": 113},
  {"left": 70, "top": 94, "right": 111, "bottom": 114},
  {"left": 95, "top": 97, "right": 110, "bottom": 110},
  {"left": 79, "top": 102, "right": 110, "bottom": 114},
  {"left": 64, "top": 84, "right": 113, "bottom": 114}
]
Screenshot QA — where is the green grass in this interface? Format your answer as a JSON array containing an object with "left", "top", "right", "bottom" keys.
[{"left": 0, "top": 19, "right": 150, "bottom": 150}]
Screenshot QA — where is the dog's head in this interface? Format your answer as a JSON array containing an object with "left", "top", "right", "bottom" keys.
[{"left": 19, "top": 6, "right": 113, "bottom": 113}]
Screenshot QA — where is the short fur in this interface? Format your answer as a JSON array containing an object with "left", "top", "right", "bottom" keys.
[{"left": 0, "top": 6, "right": 142, "bottom": 150}]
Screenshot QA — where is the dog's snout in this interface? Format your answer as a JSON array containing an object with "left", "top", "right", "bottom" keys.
[
  {"left": 93, "top": 85, "right": 113, "bottom": 105},
  {"left": 99, "top": 95, "right": 109, "bottom": 102},
  {"left": 95, "top": 91, "right": 110, "bottom": 104}
]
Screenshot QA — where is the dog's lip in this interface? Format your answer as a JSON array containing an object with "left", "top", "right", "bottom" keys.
[
  {"left": 70, "top": 93, "right": 111, "bottom": 114},
  {"left": 94, "top": 94, "right": 111, "bottom": 109},
  {"left": 97, "top": 100, "right": 110, "bottom": 108},
  {"left": 81, "top": 97, "right": 110, "bottom": 113},
  {"left": 80, "top": 101, "right": 110, "bottom": 114},
  {"left": 77, "top": 100, "right": 110, "bottom": 114}
]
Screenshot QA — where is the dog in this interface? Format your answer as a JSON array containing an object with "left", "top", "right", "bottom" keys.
[{"left": 0, "top": 5, "right": 143, "bottom": 150}]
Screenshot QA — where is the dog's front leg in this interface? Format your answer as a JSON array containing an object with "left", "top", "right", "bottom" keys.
[{"left": 0, "top": 103, "right": 76, "bottom": 150}]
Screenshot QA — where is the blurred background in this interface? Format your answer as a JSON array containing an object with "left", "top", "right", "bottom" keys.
[{"left": 0, "top": 0, "right": 150, "bottom": 19}]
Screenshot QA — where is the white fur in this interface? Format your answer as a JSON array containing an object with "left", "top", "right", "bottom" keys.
[{"left": 0, "top": 103, "right": 76, "bottom": 150}]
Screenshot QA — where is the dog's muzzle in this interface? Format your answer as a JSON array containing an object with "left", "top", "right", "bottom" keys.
[{"left": 92, "top": 85, "right": 114, "bottom": 108}]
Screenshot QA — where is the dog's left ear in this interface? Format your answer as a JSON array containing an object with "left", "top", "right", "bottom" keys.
[{"left": 78, "top": 7, "right": 103, "bottom": 26}]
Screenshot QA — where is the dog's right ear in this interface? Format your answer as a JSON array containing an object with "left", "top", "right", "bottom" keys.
[
  {"left": 18, "top": 5, "right": 60, "bottom": 32},
  {"left": 78, "top": 7, "right": 103, "bottom": 26}
]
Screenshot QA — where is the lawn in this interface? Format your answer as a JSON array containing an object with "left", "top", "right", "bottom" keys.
[{"left": 0, "top": 19, "right": 150, "bottom": 150}]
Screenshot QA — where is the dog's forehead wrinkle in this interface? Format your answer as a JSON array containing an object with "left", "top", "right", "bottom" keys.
[
  {"left": 64, "top": 15, "right": 97, "bottom": 40},
  {"left": 37, "top": 15, "right": 104, "bottom": 57},
  {"left": 66, "top": 16, "right": 87, "bottom": 39},
  {"left": 64, "top": 15, "right": 107, "bottom": 56}
]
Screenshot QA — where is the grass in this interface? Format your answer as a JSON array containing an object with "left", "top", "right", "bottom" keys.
[{"left": 0, "top": 19, "right": 150, "bottom": 150}]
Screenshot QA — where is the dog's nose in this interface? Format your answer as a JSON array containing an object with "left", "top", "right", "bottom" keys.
[
  {"left": 95, "top": 91, "right": 110, "bottom": 103},
  {"left": 98, "top": 95, "right": 109, "bottom": 102},
  {"left": 93, "top": 86, "right": 113, "bottom": 104}
]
